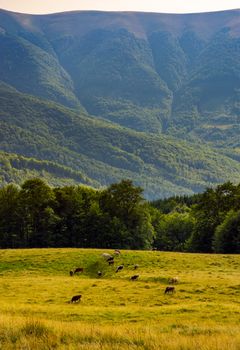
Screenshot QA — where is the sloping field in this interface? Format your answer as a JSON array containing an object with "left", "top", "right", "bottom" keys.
[{"left": 0, "top": 248, "right": 239, "bottom": 349}]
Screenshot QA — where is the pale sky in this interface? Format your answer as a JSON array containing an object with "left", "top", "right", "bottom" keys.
[{"left": 0, "top": 0, "right": 240, "bottom": 15}]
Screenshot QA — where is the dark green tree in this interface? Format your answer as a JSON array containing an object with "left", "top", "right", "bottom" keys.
[
  {"left": 54, "top": 185, "right": 98, "bottom": 247},
  {"left": 153, "top": 211, "right": 195, "bottom": 251},
  {"left": 188, "top": 182, "right": 239, "bottom": 252},
  {"left": 18, "top": 178, "right": 57, "bottom": 247},
  {"left": 99, "top": 180, "right": 154, "bottom": 249},
  {"left": 213, "top": 210, "right": 240, "bottom": 253},
  {"left": 0, "top": 183, "right": 20, "bottom": 247}
]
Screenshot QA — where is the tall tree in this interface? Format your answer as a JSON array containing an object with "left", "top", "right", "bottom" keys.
[
  {"left": 18, "top": 178, "right": 57, "bottom": 247},
  {"left": 0, "top": 183, "right": 20, "bottom": 248},
  {"left": 213, "top": 210, "right": 240, "bottom": 253},
  {"left": 154, "top": 211, "right": 195, "bottom": 251},
  {"left": 53, "top": 185, "right": 98, "bottom": 247},
  {"left": 99, "top": 180, "right": 154, "bottom": 249},
  {"left": 188, "top": 182, "right": 239, "bottom": 252}
]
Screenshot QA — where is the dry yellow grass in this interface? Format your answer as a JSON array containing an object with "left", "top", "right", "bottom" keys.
[{"left": 0, "top": 248, "right": 239, "bottom": 349}]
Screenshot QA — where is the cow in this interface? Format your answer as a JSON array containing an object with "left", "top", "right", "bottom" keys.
[
  {"left": 116, "top": 265, "right": 124, "bottom": 272},
  {"left": 69, "top": 270, "right": 74, "bottom": 276},
  {"left": 107, "top": 256, "right": 114, "bottom": 262},
  {"left": 71, "top": 295, "right": 82, "bottom": 303},
  {"left": 74, "top": 267, "right": 84, "bottom": 274},
  {"left": 97, "top": 271, "right": 102, "bottom": 277},
  {"left": 169, "top": 277, "right": 179, "bottom": 284},
  {"left": 108, "top": 260, "right": 114, "bottom": 266},
  {"left": 102, "top": 253, "right": 113, "bottom": 260},
  {"left": 114, "top": 249, "right": 121, "bottom": 255},
  {"left": 130, "top": 274, "right": 139, "bottom": 281},
  {"left": 164, "top": 286, "right": 175, "bottom": 294}
]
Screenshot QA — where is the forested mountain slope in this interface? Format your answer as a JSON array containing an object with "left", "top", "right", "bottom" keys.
[
  {"left": 0, "top": 9, "right": 240, "bottom": 198},
  {"left": 0, "top": 151, "right": 97, "bottom": 187},
  {"left": 1, "top": 83, "right": 240, "bottom": 199},
  {"left": 0, "top": 9, "right": 239, "bottom": 134}
]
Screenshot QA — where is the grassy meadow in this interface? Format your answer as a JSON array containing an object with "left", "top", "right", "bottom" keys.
[{"left": 0, "top": 248, "right": 239, "bottom": 349}]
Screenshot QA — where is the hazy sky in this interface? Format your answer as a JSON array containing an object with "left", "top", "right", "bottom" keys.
[{"left": 0, "top": 0, "right": 240, "bottom": 14}]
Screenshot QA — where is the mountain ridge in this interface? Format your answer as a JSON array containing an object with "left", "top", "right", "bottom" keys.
[{"left": 0, "top": 9, "right": 240, "bottom": 198}]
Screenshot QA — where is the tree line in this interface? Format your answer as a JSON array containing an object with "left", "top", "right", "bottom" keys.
[{"left": 0, "top": 178, "right": 239, "bottom": 253}]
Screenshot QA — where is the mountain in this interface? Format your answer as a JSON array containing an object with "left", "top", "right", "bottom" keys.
[
  {"left": 0, "top": 9, "right": 240, "bottom": 198},
  {"left": 0, "top": 9, "right": 239, "bottom": 133},
  {"left": 1, "top": 82, "right": 240, "bottom": 199},
  {"left": 0, "top": 151, "right": 98, "bottom": 187}
]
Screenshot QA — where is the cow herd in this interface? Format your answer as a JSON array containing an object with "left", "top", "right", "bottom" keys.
[{"left": 69, "top": 250, "right": 179, "bottom": 303}]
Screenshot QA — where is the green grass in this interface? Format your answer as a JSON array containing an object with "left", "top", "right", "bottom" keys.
[{"left": 0, "top": 248, "right": 239, "bottom": 349}]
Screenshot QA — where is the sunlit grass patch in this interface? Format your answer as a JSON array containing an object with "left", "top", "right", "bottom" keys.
[
  {"left": 0, "top": 317, "right": 239, "bottom": 349},
  {"left": 0, "top": 248, "right": 239, "bottom": 348}
]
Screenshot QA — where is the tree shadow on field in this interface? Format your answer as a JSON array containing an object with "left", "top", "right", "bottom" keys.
[{"left": 84, "top": 258, "right": 114, "bottom": 279}]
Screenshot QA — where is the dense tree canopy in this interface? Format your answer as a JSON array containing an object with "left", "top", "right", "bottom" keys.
[
  {"left": 0, "top": 179, "right": 154, "bottom": 250},
  {"left": 0, "top": 178, "right": 240, "bottom": 253}
]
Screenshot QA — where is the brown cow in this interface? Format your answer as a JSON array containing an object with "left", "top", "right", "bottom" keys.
[
  {"left": 74, "top": 267, "right": 84, "bottom": 274},
  {"left": 169, "top": 277, "right": 179, "bottom": 284},
  {"left": 71, "top": 295, "right": 82, "bottom": 303},
  {"left": 164, "top": 286, "right": 175, "bottom": 294}
]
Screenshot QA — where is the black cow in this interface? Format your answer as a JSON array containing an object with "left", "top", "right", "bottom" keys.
[
  {"left": 164, "top": 286, "right": 175, "bottom": 294},
  {"left": 130, "top": 274, "right": 139, "bottom": 281},
  {"left": 74, "top": 267, "right": 84, "bottom": 274},
  {"left": 71, "top": 295, "right": 82, "bottom": 303},
  {"left": 116, "top": 265, "right": 124, "bottom": 272},
  {"left": 107, "top": 256, "right": 114, "bottom": 262}
]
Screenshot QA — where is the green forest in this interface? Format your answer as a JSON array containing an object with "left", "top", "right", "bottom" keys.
[
  {"left": 1, "top": 10, "right": 240, "bottom": 200},
  {"left": 0, "top": 178, "right": 239, "bottom": 253}
]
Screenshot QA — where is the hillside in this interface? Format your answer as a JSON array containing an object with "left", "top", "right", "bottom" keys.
[
  {"left": 0, "top": 151, "right": 98, "bottom": 187},
  {"left": 1, "top": 84, "right": 240, "bottom": 199},
  {"left": 0, "top": 9, "right": 239, "bottom": 134},
  {"left": 0, "top": 9, "right": 240, "bottom": 197}
]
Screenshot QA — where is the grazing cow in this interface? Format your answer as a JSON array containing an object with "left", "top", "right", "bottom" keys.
[
  {"left": 71, "top": 295, "right": 82, "bottom": 303},
  {"left": 102, "top": 253, "right": 113, "bottom": 260},
  {"left": 164, "top": 286, "right": 175, "bottom": 294},
  {"left": 130, "top": 274, "right": 139, "bottom": 281},
  {"left": 74, "top": 267, "right": 84, "bottom": 274},
  {"left": 69, "top": 270, "right": 74, "bottom": 276},
  {"left": 134, "top": 264, "right": 139, "bottom": 270},
  {"left": 107, "top": 256, "right": 114, "bottom": 262},
  {"left": 169, "top": 277, "right": 179, "bottom": 284},
  {"left": 114, "top": 249, "right": 121, "bottom": 255},
  {"left": 116, "top": 265, "right": 124, "bottom": 273},
  {"left": 108, "top": 260, "right": 114, "bottom": 266}
]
